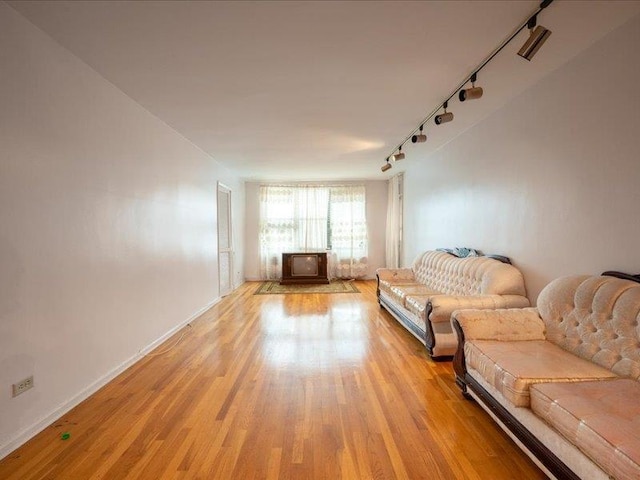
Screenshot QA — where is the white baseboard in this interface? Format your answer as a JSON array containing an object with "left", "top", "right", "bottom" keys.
[{"left": 0, "top": 297, "right": 221, "bottom": 460}]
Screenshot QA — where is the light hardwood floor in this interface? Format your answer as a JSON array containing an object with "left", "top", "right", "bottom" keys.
[{"left": 0, "top": 280, "right": 546, "bottom": 479}]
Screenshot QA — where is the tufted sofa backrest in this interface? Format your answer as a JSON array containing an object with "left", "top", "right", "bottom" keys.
[
  {"left": 410, "top": 250, "right": 527, "bottom": 297},
  {"left": 537, "top": 275, "right": 640, "bottom": 380}
]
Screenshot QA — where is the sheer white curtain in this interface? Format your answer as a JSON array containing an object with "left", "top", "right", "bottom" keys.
[
  {"left": 385, "top": 173, "right": 403, "bottom": 268},
  {"left": 259, "top": 184, "right": 368, "bottom": 280},
  {"left": 329, "top": 185, "right": 368, "bottom": 279},
  {"left": 296, "top": 186, "right": 328, "bottom": 252},
  {"left": 259, "top": 185, "right": 329, "bottom": 280}
]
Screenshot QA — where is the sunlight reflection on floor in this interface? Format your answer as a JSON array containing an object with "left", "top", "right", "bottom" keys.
[{"left": 259, "top": 297, "right": 368, "bottom": 370}]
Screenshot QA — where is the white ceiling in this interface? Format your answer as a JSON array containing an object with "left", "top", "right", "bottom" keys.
[{"left": 9, "top": 1, "right": 640, "bottom": 181}]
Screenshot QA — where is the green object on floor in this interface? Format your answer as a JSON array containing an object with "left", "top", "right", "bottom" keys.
[{"left": 61, "top": 432, "right": 70, "bottom": 440}]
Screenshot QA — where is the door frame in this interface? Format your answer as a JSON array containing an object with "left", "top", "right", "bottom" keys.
[{"left": 217, "top": 182, "right": 233, "bottom": 297}]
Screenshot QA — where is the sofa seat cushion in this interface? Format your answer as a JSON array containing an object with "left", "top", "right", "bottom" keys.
[
  {"left": 378, "top": 279, "right": 422, "bottom": 296},
  {"left": 389, "top": 285, "right": 440, "bottom": 308},
  {"left": 531, "top": 379, "right": 640, "bottom": 480},
  {"left": 465, "top": 340, "right": 617, "bottom": 407}
]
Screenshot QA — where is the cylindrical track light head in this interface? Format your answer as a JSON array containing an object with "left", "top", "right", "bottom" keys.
[
  {"left": 391, "top": 146, "right": 405, "bottom": 162},
  {"left": 518, "top": 25, "right": 552, "bottom": 61},
  {"left": 381, "top": 161, "right": 392, "bottom": 172},
  {"left": 459, "top": 86, "right": 483, "bottom": 102},
  {"left": 434, "top": 111, "right": 454, "bottom": 125},
  {"left": 412, "top": 125, "right": 426, "bottom": 143}
]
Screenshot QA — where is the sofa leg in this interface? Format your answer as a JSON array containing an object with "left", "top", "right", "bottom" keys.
[{"left": 455, "top": 375, "right": 467, "bottom": 393}]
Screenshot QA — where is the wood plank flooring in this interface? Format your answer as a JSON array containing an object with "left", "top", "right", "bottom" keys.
[{"left": 0, "top": 280, "right": 546, "bottom": 479}]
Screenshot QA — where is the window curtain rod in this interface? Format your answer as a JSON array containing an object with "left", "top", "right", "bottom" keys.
[{"left": 259, "top": 183, "right": 366, "bottom": 188}]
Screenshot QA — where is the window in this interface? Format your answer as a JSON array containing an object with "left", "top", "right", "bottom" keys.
[{"left": 259, "top": 185, "right": 368, "bottom": 280}]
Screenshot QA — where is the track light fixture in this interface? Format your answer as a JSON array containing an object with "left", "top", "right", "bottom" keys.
[
  {"left": 434, "top": 102, "right": 454, "bottom": 125},
  {"left": 459, "top": 72, "right": 483, "bottom": 102},
  {"left": 518, "top": 15, "right": 552, "bottom": 61},
  {"left": 381, "top": 0, "right": 555, "bottom": 173},
  {"left": 412, "top": 125, "right": 427, "bottom": 143},
  {"left": 391, "top": 145, "right": 405, "bottom": 162}
]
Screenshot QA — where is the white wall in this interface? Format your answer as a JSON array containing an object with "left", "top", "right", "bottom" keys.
[
  {"left": 244, "top": 180, "right": 387, "bottom": 280},
  {"left": 403, "top": 14, "right": 640, "bottom": 302},
  {"left": 0, "top": 3, "right": 244, "bottom": 457}
]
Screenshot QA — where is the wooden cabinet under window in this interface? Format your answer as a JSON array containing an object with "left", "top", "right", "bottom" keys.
[{"left": 280, "top": 252, "right": 330, "bottom": 285}]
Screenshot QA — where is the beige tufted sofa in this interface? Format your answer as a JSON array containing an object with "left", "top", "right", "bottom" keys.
[
  {"left": 452, "top": 274, "right": 640, "bottom": 480},
  {"left": 376, "top": 250, "right": 530, "bottom": 358}
]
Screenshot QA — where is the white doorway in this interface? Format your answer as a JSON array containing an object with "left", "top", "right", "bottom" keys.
[{"left": 217, "top": 183, "right": 233, "bottom": 297}]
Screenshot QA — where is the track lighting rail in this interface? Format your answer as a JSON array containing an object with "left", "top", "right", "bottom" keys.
[{"left": 382, "top": 0, "right": 554, "bottom": 169}]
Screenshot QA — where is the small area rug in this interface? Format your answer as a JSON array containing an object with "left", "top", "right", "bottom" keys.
[{"left": 254, "top": 280, "right": 360, "bottom": 295}]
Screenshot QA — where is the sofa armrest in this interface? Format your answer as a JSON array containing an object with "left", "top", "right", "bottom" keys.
[
  {"left": 376, "top": 268, "right": 415, "bottom": 282},
  {"left": 425, "top": 294, "right": 531, "bottom": 324},
  {"left": 451, "top": 307, "right": 545, "bottom": 341}
]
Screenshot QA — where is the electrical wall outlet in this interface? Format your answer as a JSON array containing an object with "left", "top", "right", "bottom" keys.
[{"left": 12, "top": 375, "right": 34, "bottom": 397}]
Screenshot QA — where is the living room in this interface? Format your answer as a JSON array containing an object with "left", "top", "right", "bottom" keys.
[{"left": 1, "top": 1, "right": 640, "bottom": 478}]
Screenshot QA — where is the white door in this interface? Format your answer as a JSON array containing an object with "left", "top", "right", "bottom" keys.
[{"left": 217, "top": 183, "right": 233, "bottom": 297}]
